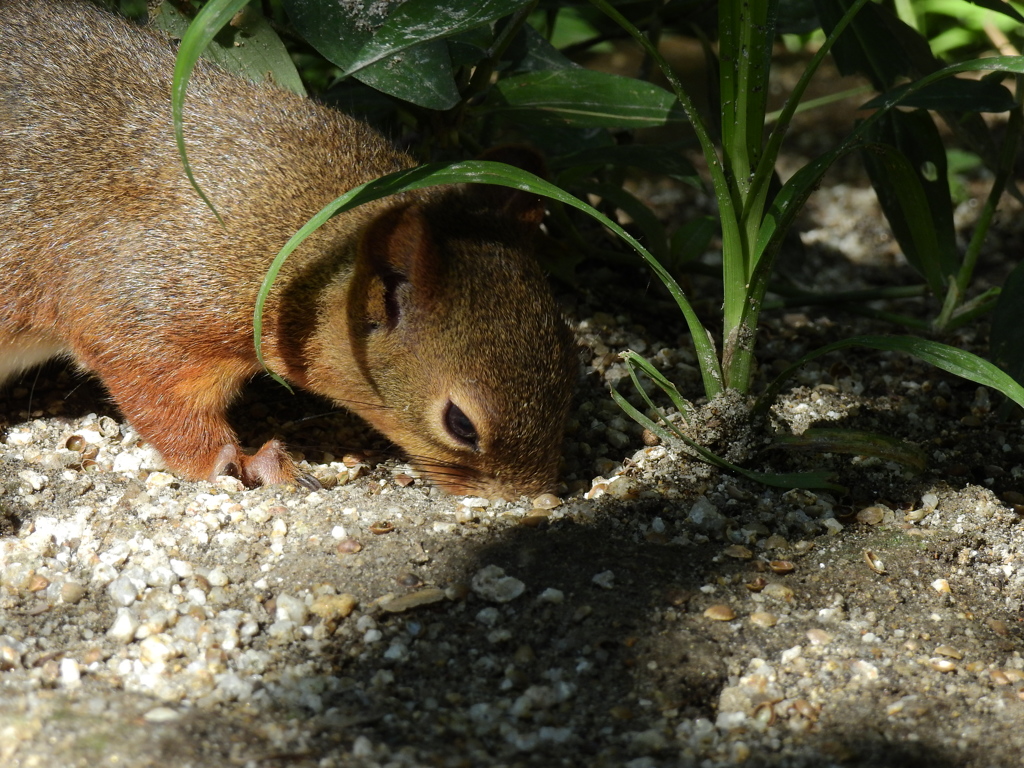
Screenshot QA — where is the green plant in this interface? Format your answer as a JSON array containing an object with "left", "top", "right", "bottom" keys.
[{"left": 170, "top": 0, "right": 1024, "bottom": 489}]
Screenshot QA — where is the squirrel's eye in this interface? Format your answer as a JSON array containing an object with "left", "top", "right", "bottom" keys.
[{"left": 444, "top": 401, "right": 478, "bottom": 449}]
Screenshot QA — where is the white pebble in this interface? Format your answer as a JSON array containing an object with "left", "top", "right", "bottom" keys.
[
  {"left": 351, "top": 735, "right": 374, "bottom": 758},
  {"left": 112, "top": 452, "right": 142, "bottom": 474},
  {"left": 275, "top": 594, "right": 308, "bottom": 625},
  {"left": 821, "top": 518, "right": 844, "bottom": 535},
  {"left": 139, "top": 635, "right": 177, "bottom": 664},
  {"left": 107, "top": 608, "right": 139, "bottom": 643},
  {"left": 143, "top": 707, "right": 182, "bottom": 723},
  {"left": 6, "top": 429, "right": 33, "bottom": 446},
  {"left": 591, "top": 570, "right": 616, "bottom": 590},
  {"left": 59, "top": 658, "right": 81, "bottom": 687},
  {"left": 144, "top": 471, "right": 176, "bottom": 490},
  {"left": 537, "top": 588, "right": 565, "bottom": 604},
  {"left": 107, "top": 575, "right": 141, "bottom": 607},
  {"left": 470, "top": 565, "right": 525, "bottom": 603},
  {"left": 780, "top": 646, "right": 802, "bottom": 663},
  {"left": 475, "top": 607, "right": 501, "bottom": 627}
]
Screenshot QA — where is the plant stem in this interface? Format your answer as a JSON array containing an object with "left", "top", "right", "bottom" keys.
[{"left": 954, "top": 86, "right": 1022, "bottom": 297}]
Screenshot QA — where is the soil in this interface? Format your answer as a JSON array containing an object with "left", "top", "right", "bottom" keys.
[{"left": 3, "top": 39, "right": 1024, "bottom": 768}]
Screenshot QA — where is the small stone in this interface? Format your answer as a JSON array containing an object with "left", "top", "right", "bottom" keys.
[
  {"left": 60, "top": 581, "right": 87, "bottom": 604},
  {"left": 931, "top": 578, "right": 951, "bottom": 593},
  {"left": 749, "top": 611, "right": 777, "bottom": 628},
  {"left": 604, "top": 475, "right": 638, "bottom": 500},
  {"left": 934, "top": 645, "right": 963, "bottom": 660},
  {"left": 531, "top": 493, "right": 562, "bottom": 509},
  {"left": 929, "top": 658, "right": 957, "bottom": 673},
  {"left": 471, "top": 565, "right": 525, "bottom": 603},
  {"left": 310, "top": 593, "right": 358, "bottom": 620},
  {"left": 762, "top": 583, "right": 794, "bottom": 602},
  {"left": 987, "top": 618, "right": 1010, "bottom": 636},
  {"left": 27, "top": 573, "right": 49, "bottom": 592},
  {"left": 781, "top": 645, "right": 802, "bottom": 663},
  {"left": 215, "top": 475, "right": 245, "bottom": 493},
  {"left": 856, "top": 506, "right": 885, "bottom": 525},
  {"left": 991, "top": 670, "right": 1011, "bottom": 686},
  {"left": 379, "top": 588, "right": 445, "bottom": 613},
  {"left": 591, "top": 570, "right": 616, "bottom": 590},
  {"left": 139, "top": 635, "right": 177, "bottom": 664},
  {"left": 768, "top": 560, "right": 795, "bottom": 574},
  {"left": 688, "top": 497, "right": 725, "bottom": 535},
  {"left": 821, "top": 518, "right": 843, "bottom": 535},
  {"left": 58, "top": 658, "right": 81, "bottom": 687},
  {"left": 0, "top": 641, "right": 23, "bottom": 670},
  {"left": 275, "top": 594, "right": 308, "bottom": 625},
  {"left": 336, "top": 538, "right": 363, "bottom": 554},
  {"left": 537, "top": 588, "right": 564, "bottom": 604},
  {"left": 704, "top": 604, "right": 736, "bottom": 621},
  {"left": 722, "top": 544, "right": 753, "bottom": 559},
  {"left": 143, "top": 707, "right": 183, "bottom": 723},
  {"left": 206, "top": 567, "right": 229, "bottom": 587},
  {"left": 806, "top": 629, "right": 833, "bottom": 645},
  {"left": 107, "top": 608, "right": 139, "bottom": 643},
  {"left": 107, "top": 574, "right": 141, "bottom": 607}
]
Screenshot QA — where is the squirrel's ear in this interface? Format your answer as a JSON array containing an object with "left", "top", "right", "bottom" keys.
[
  {"left": 355, "top": 204, "right": 440, "bottom": 329},
  {"left": 475, "top": 145, "right": 548, "bottom": 226}
]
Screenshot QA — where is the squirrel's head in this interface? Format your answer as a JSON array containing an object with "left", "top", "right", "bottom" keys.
[{"left": 332, "top": 159, "right": 576, "bottom": 499}]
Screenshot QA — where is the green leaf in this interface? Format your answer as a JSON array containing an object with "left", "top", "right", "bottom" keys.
[
  {"left": 862, "top": 77, "right": 1017, "bottom": 113},
  {"left": 484, "top": 69, "right": 685, "bottom": 129},
  {"left": 282, "top": 0, "right": 530, "bottom": 107},
  {"left": 670, "top": 216, "right": 717, "bottom": 268},
  {"left": 254, "top": 161, "right": 724, "bottom": 398},
  {"left": 990, "top": 260, "right": 1024, "bottom": 386},
  {"left": 620, "top": 350, "right": 692, "bottom": 423},
  {"left": 772, "top": 428, "right": 928, "bottom": 472},
  {"left": 815, "top": 0, "right": 938, "bottom": 90},
  {"left": 352, "top": 41, "right": 460, "bottom": 110},
  {"left": 282, "top": 0, "right": 471, "bottom": 109},
  {"left": 171, "top": 0, "right": 251, "bottom": 225},
  {"left": 340, "top": 0, "right": 528, "bottom": 76},
  {"left": 757, "top": 335, "right": 1024, "bottom": 415},
  {"left": 860, "top": 110, "right": 958, "bottom": 294},
  {"left": 509, "top": 23, "right": 579, "bottom": 72},
  {"left": 553, "top": 143, "right": 698, "bottom": 182},
  {"left": 865, "top": 57, "right": 1024, "bottom": 111},
  {"left": 154, "top": 3, "right": 305, "bottom": 95},
  {"left": 587, "top": 184, "right": 670, "bottom": 264},
  {"left": 719, "top": 0, "right": 776, "bottom": 194},
  {"left": 963, "top": 0, "right": 1024, "bottom": 25}
]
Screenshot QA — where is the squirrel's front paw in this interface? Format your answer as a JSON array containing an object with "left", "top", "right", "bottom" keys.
[{"left": 211, "top": 440, "right": 313, "bottom": 488}]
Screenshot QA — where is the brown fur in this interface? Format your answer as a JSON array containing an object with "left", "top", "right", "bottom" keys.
[{"left": 0, "top": 0, "right": 576, "bottom": 498}]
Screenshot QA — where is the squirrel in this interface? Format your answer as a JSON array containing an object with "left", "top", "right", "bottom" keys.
[{"left": 0, "top": 0, "right": 576, "bottom": 499}]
